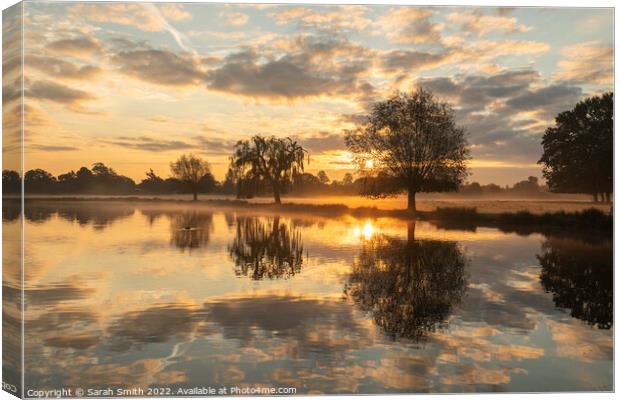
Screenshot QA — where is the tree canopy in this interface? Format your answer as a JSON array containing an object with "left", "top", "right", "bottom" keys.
[
  {"left": 346, "top": 87, "right": 470, "bottom": 212},
  {"left": 170, "top": 154, "right": 214, "bottom": 200},
  {"left": 539, "top": 92, "right": 613, "bottom": 202},
  {"left": 230, "top": 135, "right": 307, "bottom": 204}
]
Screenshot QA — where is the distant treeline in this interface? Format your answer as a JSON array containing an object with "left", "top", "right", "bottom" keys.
[{"left": 3, "top": 163, "right": 551, "bottom": 198}]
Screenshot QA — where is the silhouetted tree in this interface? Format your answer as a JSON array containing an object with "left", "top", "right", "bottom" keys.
[
  {"left": 317, "top": 170, "right": 330, "bottom": 185},
  {"left": 24, "top": 169, "right": 56, "bottom": 193},
  {"left": 56, "top": 171, "right": 78, "bottom": 192},
  {"left": 345, "top": 225, "right": 467, "bottom": 340},
  {"left": 539, "top": 92, "right": 613, "bottom": 202},
  {"left": 342, "top": 172, "right": 354, "bottom": 186},
  {"left": 170, "top": 154, "right": 212, "bottom": 200},
  {"left": 230, "top": 136, "right": 306, "bottom": 204},
  {"left": 138, "top": 169, "right": 166, "bottom": 193},
  {"left": 538, "top": 237, "right": 612, "bottom": 329},
  {"left": 511, "top": 176, "right": 541, "bottom": 195},
  {"left": 228, "top": 216, "right": 304, "bottom": 279},
  {"left": 459, "top": 181, "right": 483, "bottom": 196},
  {"left": 88, "top": 162, "right": 135, "bottom": 193},
  {"left": 2, "top": 170, "right": 20, "bottom": 194},
  {"left": 346, "top": 87, "right": 470, "bottom": 212},
  {"left": 220, "top": 168, "right": 237, "bottom": 195}
]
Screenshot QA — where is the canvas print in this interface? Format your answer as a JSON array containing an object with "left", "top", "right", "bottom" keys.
[{"left": 2, "top": 1, "right": 614, "bottom": 397}]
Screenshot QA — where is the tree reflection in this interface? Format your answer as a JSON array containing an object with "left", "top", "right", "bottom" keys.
[
  {"left": 538, "top": 237, "right": 612, "bottom": 329},
  {"left": 169, "top": 212, "right": 214, "bottom": 251},
  {"left": 228, "top": 216, "right": 304, "bottom": 279},
  {"left": 345, "top": 222, "right": 467, "bottom": 340}
]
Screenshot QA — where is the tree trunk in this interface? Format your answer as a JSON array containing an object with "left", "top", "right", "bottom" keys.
[
  {"left": 407, "top": 220, "right": 416, "bottom": 243},
  {"left": 593, "top": 193, "right": 599, "bottom": 203},
  {"left": 273, "top": 182, "right": 281, "bottom": 204},
  {"left": 193, "top": 190, "right": 198, "bottom": 201},
  {"left": 407, "top": 190, "right": 416, "bottom": 213}
]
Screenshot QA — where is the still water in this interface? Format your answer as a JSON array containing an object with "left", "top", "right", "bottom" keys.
[{"left": 3, "top": 201, "right": 613, "bottom": 394}]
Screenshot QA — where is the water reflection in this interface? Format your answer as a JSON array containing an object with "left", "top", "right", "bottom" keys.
[
  {"left": 538, "top": 237, "right": 613, "bottom": 329},
  {"left": 8, "top": 202, "right": 614, "bottom": 393},
  {"left": 345, "top": 222, "right": 467, "bottom": 340},
  {"left": 7, "top": 201, "right": 135, "bottom": 228},
  {"left": 228, "top": 216, "right": 304, "bottom": 279},
  {"left": 169, "top": 212, "right": 214, "bottom": 252}
]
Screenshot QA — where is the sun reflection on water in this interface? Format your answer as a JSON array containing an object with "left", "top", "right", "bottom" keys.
[{"left": 352, "top": 220, "right": 376, "bottom": 241}]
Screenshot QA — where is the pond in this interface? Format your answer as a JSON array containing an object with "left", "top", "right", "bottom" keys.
[{"left": 2, "top": 201, "right": 613, "bottom": 394}]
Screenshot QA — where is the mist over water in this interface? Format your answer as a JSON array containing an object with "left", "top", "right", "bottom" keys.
[{"left": 5, "top": 201, "right": 612, "bottom": 393}]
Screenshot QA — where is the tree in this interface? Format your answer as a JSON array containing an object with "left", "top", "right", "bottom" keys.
[
  {"left": 511, "top": 176, "right": 541, "bottom": 195},
  {"left": 2, "top": 170, "right": 20, "bottom": 194},
  {"left": 170, "top": 154, "right": 212, "bottom": 200},
  {"left": 24, "top": 169, "right": 57, "bottom": 193},
  {"left": 230, "top": 136, "right": 307, "bottom": 204},
  {"left": 539, "top": 92, "right": 613, "bottom": 202},
  {"left": 342, "top": 172, "right": 354, "bottom": 186},
  {"left": 138, "top": 169, "right": 167, "bottom": 193},
  {"left": 92, "top": 162, "right": 116, "bottom": 177},
  {"left": 317, "top": 170, "right": 330, "bottom": 185},
  {"left": 346, "top": 87, "right": 470, "bottom": 212}
]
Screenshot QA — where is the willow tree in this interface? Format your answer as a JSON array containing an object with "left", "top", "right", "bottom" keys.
[
  {"left": 346, "top": 87, "right": 470, "bottom": 212},
  {"left": 170, "top": 154, "right": 212, "bottom": 201},
  {"left": 230, "top": 135, "right": 306, "bottom": 204}
]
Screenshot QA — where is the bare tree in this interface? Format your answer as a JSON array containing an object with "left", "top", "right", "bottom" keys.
[{"left": 170, "top": 154, "right": 212, "bottom": 201}]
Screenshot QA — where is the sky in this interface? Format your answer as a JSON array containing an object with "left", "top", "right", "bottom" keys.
[{"left": 4, "top": 2, "right": 614, "bottom": 185}]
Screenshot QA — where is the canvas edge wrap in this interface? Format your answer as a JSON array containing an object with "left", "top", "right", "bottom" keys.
[{"left": 2, "top": 1, "right": 24, "bottom": 398}]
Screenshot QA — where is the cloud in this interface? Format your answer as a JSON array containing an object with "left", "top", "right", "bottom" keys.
[
  {"left": 110, "top": 49, "right": 207, "bottom": 86},
  {"left": 381, "top": 50, "right": 447, "bottom": 75},
  {"left": 416, "top": 71, "right": 583, "bottom": 164},
  {"left": 374, "top": 7, "right": 442, "bottom": 44},
  {"left": 159, "top": 4, "right": 192, "bottom": 22},
  {"left": 193, "top": 136, "right": 237, "bottom": 155},
  {"left": 104, "top": 136, "right": 194, "bottom": 152},
  {"left": 103, "top": 135, "right": 236, "bottom": 155},
  {"left": 378, "top": 40, "right": 548, "bottom": 78},
  {"left": 447, "top": 10, "right": 532, "bottom": 37},
  {"left": 69, "top": 3, "right": 165, "bottom": 32},
  {"left": 26, "top": 79, "right": 96, "bottom": 105},
  {"left": 47, "top": 36, "right": 102, "bottom": 57},
  {"left": 2, "top": 78, "right": 22, "bottom": 105},
  {"left": 207, "top": 56, "right": 336, "bottom": 99},
  {"left": 69, "top": 3, "right": 194, "bottom": 52},
  {"left": 269, "top": 6, "right": 371, "bottom": 33},
  {"left": 26, "top": 55, "right": 102, "bottom": 80},
  {"left": 269, "top": 7, "right": 308, "bottom": 24},
  {"left": 221, "top": 11, "right": 249, "bottom": 26},
  {"left": 294, "top": 132, "right": 345, "bottom": 153},
  {"left": 554, "top": 41, "right": 613, "bottom": 85},
  {"left": 29, "top": 144, "right": 80, "bottom": 152},
  {"left": 505, "top": 84, "right": 582, "bottom": 111},
  {"left": 141, "top": 3, "right": 196, "bottom": 54},
  {"left": 206, "top": 36, "right": 375, "bottom": 101}
]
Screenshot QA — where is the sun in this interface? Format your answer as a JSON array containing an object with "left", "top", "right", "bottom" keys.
[{"left": 364, "top": 159, "right": 374, "bottom": 169}]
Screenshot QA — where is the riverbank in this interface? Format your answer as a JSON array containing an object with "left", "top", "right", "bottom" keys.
[{"left": 12, "top": 196, "right": 612, "bottom": 237}]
